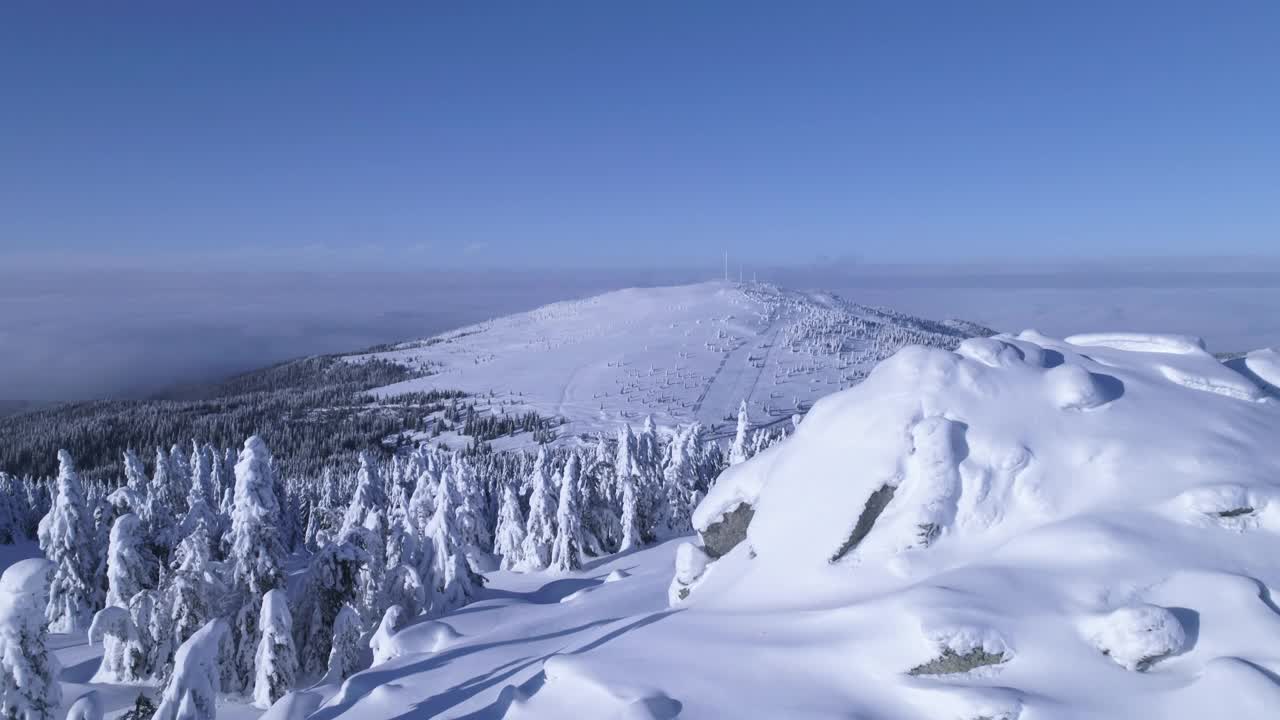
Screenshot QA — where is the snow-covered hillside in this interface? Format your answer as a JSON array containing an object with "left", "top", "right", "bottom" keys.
[
  {"left": 248, "top": 328, "right": 1280, "bottom": 720},
  {"left": 345, "top": 281, "right": 989, "bottom": 448}
]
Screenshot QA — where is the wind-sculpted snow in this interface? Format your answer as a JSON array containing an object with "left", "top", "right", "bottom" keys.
[
  {"left": 345, "top": 282, "right": 988, "bottom": 449},
  {"left": 668, "top": 331, "right": 1280, "bottom": 718}
]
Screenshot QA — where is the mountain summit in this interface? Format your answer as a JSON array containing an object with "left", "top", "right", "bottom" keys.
[{"left": 345, "top": 281, "right": 991, "bottom": 447}]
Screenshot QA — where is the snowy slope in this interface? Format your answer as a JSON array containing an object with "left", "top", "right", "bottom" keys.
[
  {"left": 298, "top": 330, "right": 1280, "bottom": 720},
  {"left": 344, "top": 282, "right": 988, "bottom": 448}
]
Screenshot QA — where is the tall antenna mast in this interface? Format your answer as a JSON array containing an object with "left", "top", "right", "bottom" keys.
[{"left": 723, "top": 251, "right": 729, "bottom": 282}]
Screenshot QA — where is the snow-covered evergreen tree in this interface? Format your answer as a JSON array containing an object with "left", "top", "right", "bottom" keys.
[
  {"left": 369, "top": 605, "right": 406, "bottom": 666},
  {"left": 423, "top": 476, "right": 478, "bottom": 614},
  {"left": 324, "top": 605, "right": 362, "bottom": 683},
  {"left": 227, "top": 436, "right": 285, "bottom": 692},
  {"left": 168, "top": 524, "right": 221, "bottom": 662},
  {"left": 338, "top": 451, "right": 386, "bottom": 542},
  {"left": 617, "top": 427, "right": 643, "bottom": 552},
  {"left": 293, "top": 541, "right": 366, "bottom": 680},
  {"left": 105, "top": 513, "right": 156, "bottom": 609},
  {"left": 0, "top": 559, "right": 60, "bottom": 720},
  {"left": 126, "top": 590, "right": 160, "bottom": 677},
  {"left": 662, "top": 426, "right": 700, "bottom": 536},
  {"left": 729, "top": 400, "right": 751, "bottom": 466},
  {"left": 519, "top": 447, "right": 555, "bottom": 570},
  {"left": 450, "top": 455, "right": 491, "bottom": 555},
  {"left": 492, "top": 483, "right": 527, "bottom": 570},
  {"left": 381, "top": 564, "right": 425, "bottom": 620},
  {"left": 38, "top": 450, "right": 97, "bottom": 632},
  {"left": 146, "top": 448, "right": 182, "bottom": 555},
  {"left": 549, "top": 454, "right": 585, "bottom": 572},
  {"left": 153, "top": 620, "right": 227, "bottom": 720},
  {"left": 252, "top": 590, "right": 297, "bottom": 709},
  {"left": 88, "top": 606, "right": 146, "bottom": 684}
]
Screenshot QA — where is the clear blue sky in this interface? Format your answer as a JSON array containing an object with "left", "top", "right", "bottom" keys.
[{"left": 2, "top": 2, "right": 1278, "bottom": 269}]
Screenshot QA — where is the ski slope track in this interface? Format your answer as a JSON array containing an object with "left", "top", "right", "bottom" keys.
[{"left": 345, "top": 282, "right": 989, "bottom": 449}]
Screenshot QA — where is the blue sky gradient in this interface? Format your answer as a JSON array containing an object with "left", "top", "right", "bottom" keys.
[{"left": 3, "top": 2, "right": 1278, "bottom": 268}]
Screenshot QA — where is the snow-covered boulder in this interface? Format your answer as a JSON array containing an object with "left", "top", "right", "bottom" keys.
[{"left": 1083, "top": 605, "right": 1186, "bottom": 671}]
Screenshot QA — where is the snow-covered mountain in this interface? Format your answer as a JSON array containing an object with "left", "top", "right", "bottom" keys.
[
  {"left": 307, "top": 331, "right": 1280, "bottom": 720},
  {"left": 344, "top": 281, "right": 991, "bottom": 448}
]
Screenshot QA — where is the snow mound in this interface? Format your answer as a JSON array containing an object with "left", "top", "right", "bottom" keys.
[
  {"left": 672, "top": 332, "right": 1280, "bottom": 717},
  {"left": 1083, "top": 605, "right": 1186, "bottom": 671},
  {"left": 1244, "top": 348, "right": 1280, "bottom": 391},
  {"left": 383, "top": 619, "right": 462, "bottom": 656},
  {"left": 603, "top": 569, "right": 630, "bottom": 583},
  {"left": 501, "top": 655, "right": 681, "bottom": 720},
  {"left": 1065, "top": 332, "right": 1208, "bottom": 355}
]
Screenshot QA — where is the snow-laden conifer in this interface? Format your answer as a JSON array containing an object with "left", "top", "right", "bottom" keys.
[
  {"left": 549, "top": 454, "right": 585, "bottom": 571},
  {"left": 519, "top": 447, "right": 555, "bottom": 570},
  {"left": 0, "top": 559, "right": 60, "bottom": 720},
  {"left": 38, "top": 450, "right": 96, "bottom": 632},
  {"left": 252, "top": 590, "right": 297, "bottom": 709}
]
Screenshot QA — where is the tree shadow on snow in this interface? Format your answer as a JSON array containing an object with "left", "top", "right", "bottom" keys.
[
  {"left": 481, "top": 577, "right": 603, "bottom": 605},
  {"left": 444, "top": 610, "right": 681, "bottom": 719},
  {"left": 307, "top": 618, "right": 624, "bottom": 720}
]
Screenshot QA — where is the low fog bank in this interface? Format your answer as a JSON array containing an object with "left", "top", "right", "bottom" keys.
[{"left": 2, "top": 266, "right": 1278, "bottom": 410}]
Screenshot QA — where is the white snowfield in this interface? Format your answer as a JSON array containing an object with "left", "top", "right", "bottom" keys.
[
  {"left": 345, "top": 282, "right": 984, "bottom": 447},
  {"left": 258, "top": 329, "right": 1280, "bottom": 720}
]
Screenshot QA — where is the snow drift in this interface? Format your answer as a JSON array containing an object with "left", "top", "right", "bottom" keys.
[{"left": 671, "top": 330, "right": 1280, "bottom": 718}]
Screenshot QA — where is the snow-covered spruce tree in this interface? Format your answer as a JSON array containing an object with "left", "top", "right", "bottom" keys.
[
  {"left": 168, "top": 524, "right": 222, "bottom": 663},
  {"left": 0, "top": 559, "right": 60, "bottom": 720},
  {"left": 227, "top": 436, "right": 286, "bottom": 693},
  {"left": 519, "top": 447, "right": 555, "bottom": 570},
  {"left": 324, "top": 605, "right": 363, "bottom": 683},
  {"left": 179, "top": 451, "right": 218, "bottom": 546},
  {"left": 105, "top": 513, "right": 157, "bottom": 609},
  {"left": 338, "top": 451, "right": 387, "bottom": 542},
  {"left": 450, "top": 455, "right": 491, "bottom": 555},
  {"left": 492, "top": 482, "right": 527, "bottom": 570},
  {"left": 146, "top": 448, "right": 183, "bottom": 559},
  {"left": 728, "top": 400, "right": 751, "bottom": 466},
  {"left": 661, "top": 426, "right": 700, "bottom": 537},
  {"left": 153, "top": 619, "right": 227, "bottom": 720},
  {"left": 127, "top": 589, "right": 160, "bottom": 677},
  {"left": 549, "top": 454, "right": 585, "bottom": 572},
  {"left": 293, "top": 541, "right": 367, "bottom": 680},
  {"left": 423, "top": 475, "right": 479, "bottom": 615},
  {"left": 349, "top": 513, "right": 389, "bottom": 626},
  {"left": 303, "top": 469, "right": 338, "bottom": 551},
  {"left": 168, "top": 445, "right": 192, "bottom": 506},
  {"left": 38, "top": 450, "right": 97, "bottom": 632},
  {"left": 381, "top": 564, "right": 425, "bottom": 620},
  {"left": 252, "top": 590, "right": 297, "bottom": 709},
  {"left": 616, "top": 428, "right": 643, "bottom": 552},
  {"left": 88, "top": 606, "right": 146, "bottom": 684},
  {"left": 406, "top": 467, "right": 436, "bottom": 535}
]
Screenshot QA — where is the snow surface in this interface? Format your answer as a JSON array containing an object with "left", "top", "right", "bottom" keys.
[
  {"left": 14, "top": 326, "right": 1280, "bottom": 719},
  {"left": 345, "top": 282, "right": 983, "bottom": 449}
]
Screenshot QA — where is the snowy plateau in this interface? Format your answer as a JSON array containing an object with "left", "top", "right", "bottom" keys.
[{"left": 4, "top": 283, "right": 1280, "bottom": 720}]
